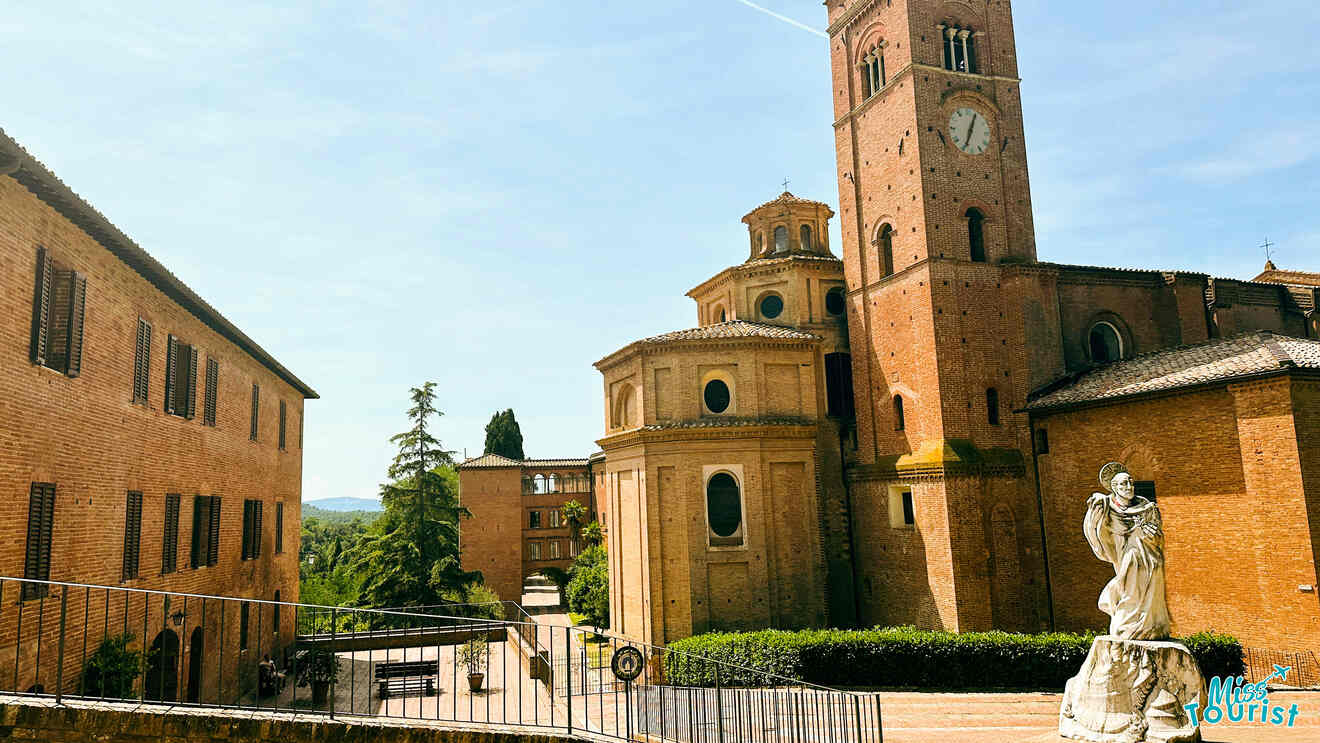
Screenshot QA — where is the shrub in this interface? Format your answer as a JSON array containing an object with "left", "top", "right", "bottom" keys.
[
  {"left": 82, "top": 633, "right": 148, "bottom": 699},
  {"left": 566, "top": 544, "right": 609, "bottom": 629},
  {"left": 1182, "top": 631, "right": 1244, "bottom": 680},
  {"left": 665, "top": 627, "right": 1242, "bottom": 690}
]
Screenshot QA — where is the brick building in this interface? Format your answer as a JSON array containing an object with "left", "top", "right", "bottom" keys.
[
  {"left": 0, "top": 128, "right": 316, "bottom": 701},
  {"left": 457, "top": 455, "right": 600, "bottom": 604},
  {"left": 583, "top": 0, "right": 1320, "bottom": 654}
]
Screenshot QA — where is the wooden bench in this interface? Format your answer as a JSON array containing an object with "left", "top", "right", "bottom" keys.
[{"left": 375, "top": 660, "right": 439, "bottom": 699}]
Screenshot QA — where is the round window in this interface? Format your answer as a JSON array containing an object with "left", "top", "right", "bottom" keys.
[
  {"left": 760, "top": 294, "right": 784, "bottom": 319},
  {"left": 706, "top": 473, "right": 742, "bottom": 538},
  {"left": 825, "top": 288, "right": 845, "bottom": 316},
  {"left": 703, "top": 379, "right": 731, "bottom": 414}
]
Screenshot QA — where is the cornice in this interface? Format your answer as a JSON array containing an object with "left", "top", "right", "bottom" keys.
[
  {"left": 688, "top": 255, "right": 844, "bottom": 298},
  {"left": 826, "top": 0, "right": 885, "bottom": 37},
  {"left": 597, "top": 419, "right": 819, "bottom": 449},
  {"left": 595, "top": 334, "right": 821, "bottom": 371}
]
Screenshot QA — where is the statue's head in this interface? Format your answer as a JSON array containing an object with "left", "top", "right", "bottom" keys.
[{"left": 1111, "top": 472, "right": 1134, "bottom": 503}]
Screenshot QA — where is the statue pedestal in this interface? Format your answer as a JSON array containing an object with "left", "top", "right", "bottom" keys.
[{"left": 1060, "top": 636, "right": 1206, "bottom": 743}]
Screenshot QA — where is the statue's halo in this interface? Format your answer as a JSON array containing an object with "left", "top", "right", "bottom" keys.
[{"left": 1099, "top": 461, "right": 1128, "bottom": 491}]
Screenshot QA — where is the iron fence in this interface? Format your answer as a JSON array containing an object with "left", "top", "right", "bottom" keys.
[
  {"left": 0, "top": 576, "right": 881, "bottom": 742},
  {"left": 1245, "top": 646, "right": 1320, "bottom": 688}
]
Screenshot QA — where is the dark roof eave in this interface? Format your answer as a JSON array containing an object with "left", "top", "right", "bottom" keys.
[
  {"left": 1020, "top": 367, "right": 1318, "bottom": 416},
  {"left": 0, "top": 129, "right": 318, "bottom": 399}
]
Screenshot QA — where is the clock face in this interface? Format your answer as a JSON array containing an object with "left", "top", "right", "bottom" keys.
[{"left": 949, "top": 107, "right": 991, "bottom": 155}]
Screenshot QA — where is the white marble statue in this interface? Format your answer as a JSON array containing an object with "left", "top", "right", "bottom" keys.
[
  {"left": 1083, "top": 462, "right": 1171, "bottom": 641},
  {"left": 1061, "top": 462, "right": 1205, "bottom": 743}
]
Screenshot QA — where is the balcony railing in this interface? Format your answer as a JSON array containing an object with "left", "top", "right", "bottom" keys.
[{"left": 0, "top": 575, "right": 883, "bottom": 742}]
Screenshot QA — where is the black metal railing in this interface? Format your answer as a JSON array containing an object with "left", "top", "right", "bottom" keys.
[
  {"left": 0, "top": 576, "right": 882, "bottom": 742},
  {"left": 1245, "top": 646, "right": 1320, "bottom": 688}
]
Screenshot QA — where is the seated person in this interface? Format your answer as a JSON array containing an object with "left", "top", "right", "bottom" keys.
[{"left": 258, "top": 654, "right": 287, "bottom": 696}]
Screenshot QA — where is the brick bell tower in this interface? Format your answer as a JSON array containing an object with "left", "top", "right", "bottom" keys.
[{"left": 825, "top": 0, "right": 1050, "bottom": 633}]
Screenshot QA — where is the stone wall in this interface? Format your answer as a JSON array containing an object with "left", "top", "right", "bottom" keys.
[{"left": 0, "top": 696, "right": 586, "bottom": 743}]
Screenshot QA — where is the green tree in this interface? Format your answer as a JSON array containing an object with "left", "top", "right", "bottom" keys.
[
  {"left": 581, "top": 521, "right": 603, "bottom": 547},
  {"left": 483, "top": 409, "right": 525, "bottom": 460},
  {"left": 561, "top": 499, "right": 587, "bottom": 552},
  {"left": 349, "top": 383, "right": 472, "bottom": 608},
  {"left": 566, "top": 544, "right": 609, "bottom": 629}
]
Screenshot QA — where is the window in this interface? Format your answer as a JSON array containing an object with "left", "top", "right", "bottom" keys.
[
  {"left": 759, "top": 293, "right": 784, "bottom": 320},
  {"left": 239, "top": 602, "right": 250, "bottom": 651},
  {"left": 549, "top": 509, "right": 562, "bottom": 528},
  {"left": 825, "top": 288, "right": 846, "bottom": 316},
  {"left": 940, "top": 24, "right": 978, "bottom": 74},
  {"left": 241, "top": 499, "right": 263, "bottom": 561},
  {"left": 718, "top": 308, "right": 727, "bottom": 322},
  {"left": 773, "top": 226, "right": 789, "bottom": 254},
  {"left": 29, "top": 247, "right": 87, "bottom": 378},
  {"left": 548, "top": 474, "right": 559, "bottom": 492},
  {"left": 133, "top": 319, "right": 152, "bottom": 403},
  {"left": 278, "top": 400, "right": 287, "bottom": 450},
  {"left": 893, "top": 395, "right": 906, "bottom": 431},
  {"left": 548, "top": 540, "right": 562, "bottom": 559},
  {"left": 273, "top": 590, "right": 281, "bottom": 634},
  {"left": 1135, "top": 481, "right": 1157, "bottom": 502},
  {"left": 164, "top": 335, "right": 199, "bottom": 418},
  {"left": 190, "top": 495, "right": 220, "bottom": 569},
  {"left": 275, "top": 502, "right": 284, "bottom": 554},
  {"left": 800, "top": 225, "right": 813, "bottom": 252},
  {"left": 249, "top": 384, "right": 260, "bottom": 440},
  {"left": 825, "top": 353, "right": 855, "bottom": 418},
  {"left": 23, "top": 483, "right": 56, "bottom": 600},
  {"left": 203, "top": 357, "right": 219, "bottom": 426},
  {"left": 529, "top": 510, "right": 542, "bottom": 529},
  {"left": 528, "top": 542, "right": 541, "bottom": 560},
  {"left": 860, "top": 43, "right": 886, "bottom": 98},
  {"left": 703, "top": 379, "right": 732, "bottom": 414},
  {"left": 122, "top": 491, "right": 143, "bottom": 582},
  {"left": 1034, "top": 428, "right": 1050, "bottom": 455},
  {"left": 1089, "top": 322, "right": 1124, "bottom": 363},
  {"left": 162, "top": 494, "right": 180, "bottom": 574},
  {"left": 888, "top": 487, "right": 916, "bottom": 527},
  {"left": 878, "top": 224, "right": 895, "bottom": 277},
  {"left": 986, "top": 387, "right": 1000, "bottom": 426},
  {"left": 706, "top": 472, "right": 743, "bottom": 547},
  {"left": 967, "top": 208, "right": 986, "bottom": 262}
]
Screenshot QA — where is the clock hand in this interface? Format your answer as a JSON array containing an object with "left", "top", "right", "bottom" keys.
[{"left": 965, "top": 115, "right": 976, "bottom": 148}]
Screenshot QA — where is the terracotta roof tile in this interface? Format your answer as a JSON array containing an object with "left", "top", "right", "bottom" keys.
[
  {"left": 1026, "top": 332, "right": 1320, "bottom": 411},
  {"left": 638, "top": 321, "right": 819, "bottom": 345},
  {"left": 457, "top": 454, "right": 591, "bottom": 469},
  {"left": 742, "top": 191, "right": 833, "bottom": 220},
  {"left": 1253, "top": 269, "right": 1320, "bottom": 288}
]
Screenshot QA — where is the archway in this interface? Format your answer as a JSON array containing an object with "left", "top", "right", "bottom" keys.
[
  {"left": 186, "top": 626, "right": 204, "bottom": 703},
  {"left": 144, "top": 629, "right": 180, "bottom": 702}
]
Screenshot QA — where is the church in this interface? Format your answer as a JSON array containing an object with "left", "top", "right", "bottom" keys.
[{"left": 463, "top": 0, "right": 1320, "bottom": 657}]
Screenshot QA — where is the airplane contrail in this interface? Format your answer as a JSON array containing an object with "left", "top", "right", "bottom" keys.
[{"left": 733, "top": 0, "right": 828, "bottom": 38}]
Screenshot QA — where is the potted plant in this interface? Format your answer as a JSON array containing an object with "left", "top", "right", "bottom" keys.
[
  {"left": 294, "top": 648, "right": 340, "bottom": 706},
  {"left": 458, "top": 636, "right": 488, "bottom": 692}
]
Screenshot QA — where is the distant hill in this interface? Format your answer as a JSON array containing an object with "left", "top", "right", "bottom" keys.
[
  {"left": 305, "top": 497, "right": 383, "bottom": 512},
  {"left": 303, "top": 504, "right": 381, "bottom": 526}
]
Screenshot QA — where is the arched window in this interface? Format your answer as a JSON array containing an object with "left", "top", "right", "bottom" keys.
[
  {"left": 878, "top": 224, "right": 895, "bottom": 276},
  {"left": 706, "top": 472, "right": 743, "bottom": 547},
  {"left": 861, "top": 43, "right": 886, "bottom": 99},
  {"left": 757, "top": 232, "right": 765, "bottom": 255},
  {"left": 1089, "top": 322, "right": 1124, "bottom": 363},
  {"left": 719, "top": 308, "right": 727, "bottom": 322},
  {"left": 940, "top": 25, "right": 978, "bottom": 74},
  {"left": 986, "top": 387, "right": 1000, "bottom": 426},
  {"left": 548, "top": 474, "right": 559, "bottom": 493},
  {"left": 967, "top": 208, "right": 986, "bottom": 262},
  {"left": 801, "top": 225, "right": 813, "bottom": 252},
  {"left": 534, "top": 474, "right": 546, "bottom": 494},
  {"left": 893, "top": 395, "right": 905, "bottom": 431},
  {"left": 773, "top": 226, "right": 789, "bottom": 254},
  {"left": 614, "top": 385, "right": 635, "bottom": 429}
]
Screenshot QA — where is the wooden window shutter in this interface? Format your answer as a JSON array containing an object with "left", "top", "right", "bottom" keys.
[
  {"left": 275, "top": 502, "right": 284, "bottom": 554},
  {"left": 29, "top": 247, "right": 53, "bottom": 366},
  {"left": 254, "top": 501, "right": 263, "bottom": 558},
  {"left": 278, "top": 400, "right": 287, "bottom": 450},
  {"left": 122, "top": 491, "right": 142, "bottom": 581},
  {"left": 64, "top": 272, "right": 87, "bottom": 377},
  {"left": 164, "top": 334, "right": 178, "bottom": 415},
  {"left": 133, "top": 319, "right": 152, "bottom": 403},
  {"left": 190, "top": 495, "right": 204, "bottom": 568},
  {"left": 207, "top": 496, "right": 221, "bottom": 566},
  {"left": 250, "top": 384, "right": 260, "bottom": 440},
  {"left": 23, "top": 482, "right": 56, "bottom": 600},
  {"left": 162, "top": 493, "right": 180, "bottom": 574},
  {"left": 185, "top": 345, "right": 199, "bottom": 419},
  {"left": 241, "top": 500, "right": 253, "bottom": 560},
  {"left": 204, "top": 358, "right": 219, "bottom": 426}
]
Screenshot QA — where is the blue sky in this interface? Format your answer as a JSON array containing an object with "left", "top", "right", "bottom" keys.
[{"left": 3, "top": 1, "right": 1316, "bottom": 503}]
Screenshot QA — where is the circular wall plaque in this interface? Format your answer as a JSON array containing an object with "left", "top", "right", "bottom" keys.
[{"left": 610, "top": 646, "right": 645, "bottom": 682}]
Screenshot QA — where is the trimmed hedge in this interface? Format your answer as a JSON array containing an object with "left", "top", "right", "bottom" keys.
[{"left": 664, "top": 627, "right": 1243, "bottom": 690}]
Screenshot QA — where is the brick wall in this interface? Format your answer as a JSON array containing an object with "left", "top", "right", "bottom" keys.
[
  {"left": 0, "top": 170, "right": 306, "bottom": 701},
  {"left": 458, "top": 467, "right": 523, "bottom": 605},
  {"left": 0, "top": 696, "right": 585, "bottom": 743},
  {"left": 1033, "top": 379, "right": 1320, "bottom": 651}
]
